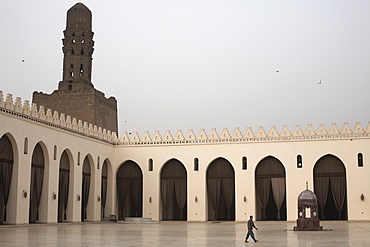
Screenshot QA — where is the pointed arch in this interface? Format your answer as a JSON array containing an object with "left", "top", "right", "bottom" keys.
[
  {"left": 0, "top": 134, "right": 14, "bottom": 224},
  {"left": 29, "top": 142, "right": 45, "bottom": 223},
  {"left": 81, "top": 155, "right": 92, "bottom": 222},
  {"left": 101, "top": 159, "right": 111, "bottom": 220},
  {"left": 255, "top": 156, "right": 287, "bottom": 221},
  {"left": 160, "top": 159, "right": 187, "bottom": 221},
  {"left": 58, "top": 150, "right": 71, "bottom": 222},
  {"left": 206, "top": 157, "right": 235, "bottom": 221},
  {"left": 116, "top": 160, "right": 143, "bottom": 219},
  {"left": 314, "top": 154, "right": 347, "bottom": 220}
]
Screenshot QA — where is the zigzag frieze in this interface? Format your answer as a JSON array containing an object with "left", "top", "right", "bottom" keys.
[
  {"left": 0, "top": 91, "right": 118, "bottom": 144},
  {"left": 2, "top": 91, "right": 370, "bottom": 146}
]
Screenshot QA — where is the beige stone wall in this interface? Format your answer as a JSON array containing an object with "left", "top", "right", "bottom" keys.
[{"left": 1, "top": 91, "right": 370, "bottom": 224}]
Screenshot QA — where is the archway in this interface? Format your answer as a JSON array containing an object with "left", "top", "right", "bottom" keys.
[
  {"left": 160, "top": 159, "right": 187, "bottom": 221},
  {"left": 101, "top": 160, "right": 108, "bottom": 220},
  {"left": 207, "top": 158, "right": 235, "bottom": 221},
  {"left": 116, "top": 161, "right": 142, "bottom": 219},
  {"left": 0, "top": 134, "right": 14, "bottom": 224},
  {"left": 255, "top": 156, "right": 286, "bottom": 221},
  {"left": 58, "top": 150, "right": 70, "bottom": 222},
  {"left": 29, "top": 143, "right": 45, "bottom": 223},
  {"left": 81, "top": 156, "right": 91, "bottom": 222},
  {"left": 314, "top": 154, "right": 347, "bottom": 220}
]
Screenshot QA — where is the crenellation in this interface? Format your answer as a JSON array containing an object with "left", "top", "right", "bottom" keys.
[
  {"left": 163, "top": 130, "right": 173, "bottom": 141},
  {"left": 0, "top": 91, "right": 4, "bottom": 108},
  {"left": 5, "top": 94, "right": 14, "bottom": 111},
  {"left": 186, "top": 129, "right": 197, "bottom": 140},
  {"left": 256, "top": 126, "right": 267, "bottom": 137},
  {"left": 31, "top": 103, "right": 39, "bottom": 118},
  {"left": 220, "top": 128, "right": 231, "bottom": 139},
  {"left": 14, "top": 97, "right": 23, "bottom": 113},
  {"left": 23, "top": 100, "right": 31, "bottom": 116},
  {"left": 131, "top": 131, "right": 140, "bottom": 142},
  {"left": 316, "top": 124, "right": 327, "bottom": 136},
  {"left": 198, "top": 129, "right": 208, "bottom": 140},
  {"left": 353, "top": 122, "right": 364, "bottom": 134},
  {"left": 231, "top": 128, "right": 242, "bottom": 139},
  {"left": 66, "top": 116, "right": 72, "bottom": 129},
  {"left": 46, "top": 109, "right": 53, "bottom": 123},
  {"left": 174, "top": 130, "right": 185, "bottom": 141},
  {"left": 329, "top": 123, "right": 340, "bottom": 135},
  {"left": 38, "top": 106, "right": 46, "bottom": 121},
  {"left": 78, "top": 120, "right": 83, "bottom": 132},
  {"left": 142, "top": 131, "right": 152, "bottom": 142},
  {"left": 153, "top": 130, "right": 162, "bottom": 142},
  {"left": 209, "top": 128, "right": 219, "bottom": 140},
  {"left": 268, "top": 126, "right": 279, "bottom": 138},
  {"left": 281, "top": 125, "right": 291, "bottom": 137},
  {"left": 53, "top": 111, "right": 60, "bottom": 125}
]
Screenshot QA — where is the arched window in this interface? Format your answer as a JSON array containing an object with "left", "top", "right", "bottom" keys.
[
  {"left": 242, "top": 156, "right": 247, "bottom": 170},
  {"left": 77, "top": 151, "right": 80, "bottom": 166},
  {"left": 194, "top": 158, "right": 199, "bottom": 171},
  {"left": 24, "top": 137, "right": 28, "bottom": 154},
  {"left": 297, "top": 155, "right": 302, "bottom": 168},
  {"left": 53, "top": 145, "right": 57, "bottom": 160},
  {"left": 148, "top": 158, "right": 153, "bottom": 171},
  {"left": 358, "top": 153, "right": 363, "bottom": 167}
]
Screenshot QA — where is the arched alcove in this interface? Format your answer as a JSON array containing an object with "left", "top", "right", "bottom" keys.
[
  {"left": 116, "top": 160, "right": 143, "bottom": 219},
  {"left": 160, "top": 159, "right": 187, "bottom": 221},
  {"left": 206, "top": 157, "right": 235, "bottom": 221},
  {"left": 81, "top": 156, "right": 91, "bottom": 222},
  {"left": 0, "top": 134, "right": 14, "bottom": 224},
  {"left": 58, "top": 150, "right": 70, "bottom": 222},
  {"left": 29, "top": 143, "right": 45, "bottom": 223},
  {"left": 101, "top": 159, "right": 108, "bottom": 220},
  {"left": 314, "top": 154, "right": 347, "bottom": 220},
  {"left": 255, "top": 156, "right": 287, "bottom": 221}
]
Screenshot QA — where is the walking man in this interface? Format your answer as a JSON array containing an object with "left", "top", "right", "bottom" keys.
[{"left": 245, "top": 215, "right": 258, "bottom": 243}]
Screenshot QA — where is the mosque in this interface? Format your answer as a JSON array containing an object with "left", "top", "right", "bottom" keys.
[{"left": 1, "top": 3, "right": 369, "bottom": 225}]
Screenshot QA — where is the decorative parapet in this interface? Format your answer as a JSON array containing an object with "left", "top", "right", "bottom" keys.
[
  {"left": 0, "top": 91, "right": 117, "bottom": 144},
  {"left": 118, "top": 124, "right": 370, "bottom": 146}
]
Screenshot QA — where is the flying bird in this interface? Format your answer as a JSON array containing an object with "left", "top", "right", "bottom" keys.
[
  {"left": 318, "top": 80, "right": 322, "bottom": 84},
  {"left": 21, "top": 59, "right": 25, "bottom": 62},
  {"left": 276, "top": 70, "right": 279, "bottom": 73}
]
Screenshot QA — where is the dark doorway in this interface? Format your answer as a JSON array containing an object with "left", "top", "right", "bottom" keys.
[
  {"left": 29, "top": 143, "right": 44, "bottom": 223},
  {"left": 58, "top": 150, "right": 70, "bottom": 222},
  {"left": 116, "top": 161, "right": 142, "bottom": 219},
  {"left": 255, "top": 156, "right": 287, "bottom": 221},
  {"left": 161, "top": 159, "right": 187, "bottom": 221},
  {"left": 101, "top": 160, "right": 108, "bottom": 220},
  {"left": 207, "top": 158, "right": 235, "bottom": 221},
  {"left": 0, "top": 135, "right": 13, "bottom": 224},
  {"left": 314, "top": 154, "right": 347, "bottom": 220},
  {"left": 81, "top": 156, "right": 91, "bottom": 222}
]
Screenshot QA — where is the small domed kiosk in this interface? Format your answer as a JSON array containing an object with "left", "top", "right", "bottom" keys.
[{"left": 294, "top": 186, "right": 323, "bottom": 231}]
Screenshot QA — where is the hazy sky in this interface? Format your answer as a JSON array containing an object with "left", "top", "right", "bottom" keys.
[{"left": 1, "top": 0, "right": 370, "bottom": 136}]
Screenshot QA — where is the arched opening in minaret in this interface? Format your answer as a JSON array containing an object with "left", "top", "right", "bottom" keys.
[
  {"left": 79, "top": 64, "right": 84, "bottom": 76},
  {"left": 81, "top": 49, "right": 84, "bottom": 55}
]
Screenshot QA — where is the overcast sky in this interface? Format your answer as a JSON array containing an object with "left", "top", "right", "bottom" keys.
[{"left": 1, "top": 0, "right": 370, "bottom": 136}]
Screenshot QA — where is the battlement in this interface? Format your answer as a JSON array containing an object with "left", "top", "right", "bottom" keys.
[
  {"left": 119, "top": 122, "right": 370, "bottom": 146},
  {"left": 0, "top": 91, "right": 118, "bottom": 144}
]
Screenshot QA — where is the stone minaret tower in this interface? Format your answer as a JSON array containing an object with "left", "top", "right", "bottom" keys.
[
  {"left": 59, "top": 3, "right": 94, "bottom": 91},
  {"left": 33, "top": 3, "right": 118, "bottom": 133}
]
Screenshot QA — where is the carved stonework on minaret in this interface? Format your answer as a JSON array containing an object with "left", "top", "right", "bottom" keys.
[
  {"left": 33, "top": 3, "right": 118, "bottom": 133},
  {"left": 59, "top": 3, "right": 95, "bottom": 91}
]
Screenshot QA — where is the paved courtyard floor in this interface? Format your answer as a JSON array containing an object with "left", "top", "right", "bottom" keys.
[{"left": 1, "top": 221, "right": 370, "bottom": 246}]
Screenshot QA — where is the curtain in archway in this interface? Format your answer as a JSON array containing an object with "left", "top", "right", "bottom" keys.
[
  {"left": 207, "top": 179, "right": 221, "bottom": 219},
  {"left": 58, "top": 151, "right": 70, "bottom": 222},
  {"left": 206, "top": 158, "right": 235, "bottom": 221},
  {"left": 314, "top": 155, "right": 347, "bottom": 220},
  {"left": 314, "top": 177, "right": 329, "bottom": 219},
  {"left": 29, "top": 144, "right": 44, "bottom": 223},
  {"left": 0, "top": 135, "right": 13, "bottom": 225},
  {"left": 271, "top": 178, "right": 285, "bottom": 220},
  {"left": 330, "top": 177, "right": 346, "bottom": 219},
  {"left": 101, "top": 161, "right": 108, "bottom": 220},
  {"left": 161, "top": 159, "right": 187, "bottom": 220},
  {"left": 116, "top": 161, "right": 143, "bottom": 219},
  {"left": 222, "top": 179, "right": 234, "bottom": 220},
  {"left": 175, "top": 179, "right": 187, "bottom": 219},
  {"left": 81, "top": 158, "right": 91, "bottom": 222},
  {"left": 255, "top": 156, "right": 286, "bottom": 221},
  {"left": 256, "top": 178, "right": 270, "bottom": 220}
]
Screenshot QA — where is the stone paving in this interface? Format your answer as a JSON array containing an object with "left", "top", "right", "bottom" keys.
[{"left": 1, "top": 221, "right": 370, "bottom": 246}]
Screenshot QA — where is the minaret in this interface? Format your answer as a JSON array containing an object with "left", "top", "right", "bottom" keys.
[
  {"left": 59, "top": 3, "right": 95, "bottom": 91},
  {"left": 33, "top": 3, "right": 118, "bottom": 133}
]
